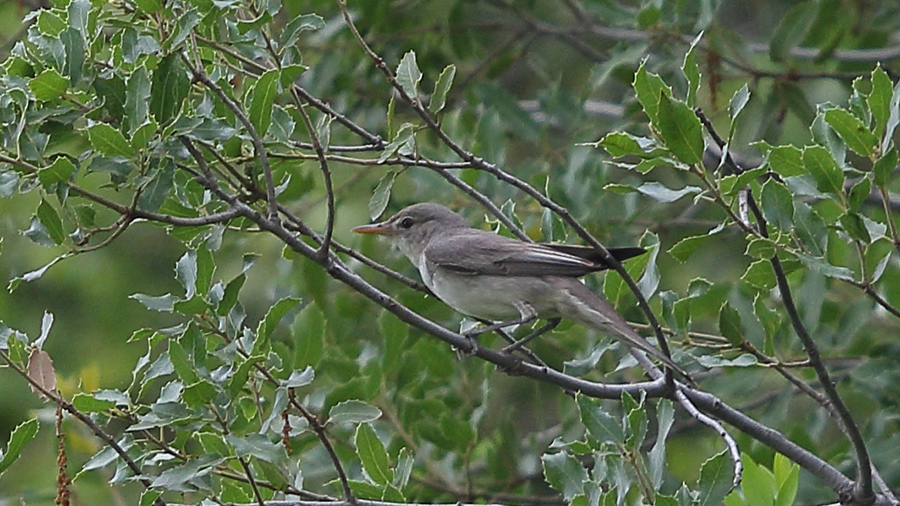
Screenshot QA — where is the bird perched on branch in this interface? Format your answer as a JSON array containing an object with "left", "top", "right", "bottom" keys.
[{"left": 354, "top": 202, "right": 685, "bottom": 376}]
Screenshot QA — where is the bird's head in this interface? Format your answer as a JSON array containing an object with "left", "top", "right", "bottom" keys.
[{"left": 352, "top": 203, "right": 468, "bottom": 262}]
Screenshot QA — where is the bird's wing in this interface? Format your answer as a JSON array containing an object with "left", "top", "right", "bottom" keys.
[
  {"left": 542, "top": 244, "right": 646, "bottom": 269},
  {"left": 424, "top": 230, "right": 603, "bottom": 277}
]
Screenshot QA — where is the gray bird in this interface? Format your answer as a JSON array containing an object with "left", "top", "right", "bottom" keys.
[{"left": 354, "top": 202, "right": 685, "bottom": 375}]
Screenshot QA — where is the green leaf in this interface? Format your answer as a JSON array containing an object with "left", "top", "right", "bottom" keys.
[
  {"left": 760, "top": 144, "right": 805, "bottom": 177},
  {"left": 87, "top": 123, "right": 134, "bottom": 158},
  {"left": 576, "top": 394, "right": 624, "bottom": 444},
  {"left": 356, "top": 423, "right": 392, "bottom": 486},
  {"left": 137, "top": 159, "right": 174, "bottom": 212},
  {"left": 649, "top": 399, "right": 674, "bottom": 488},
  {"left": 769, "top": 0, "right": 817, "bottom": 62},
  {"left": 873, "top": 148, "right": 898, "bottom": 187},
  {"left": 131, "top": 293, "right": 176, "bottom": 312},
  {"left": 802, "top": 145, "right": 844, "bottom": 195},
  {"left": 429, "top": 64, "right": 456, "bottom": 114},
  {"left": 71, "top": 393, "right": 117, "bottom": 413},
  {"left": 839, "top": 212, "right": 870, "bottom": 243},
  {"left": 369, "top": 172, "right": 396, "bottom": 221},
  {"left": 773, "top": 454, "right": 800, "bottom": 506},
  {"left": 0, "top": 418, "right": 39, "bottom": 476},
  {"left": 250, "top": 69, "right": 280, "bottom": 137},
  {"left": 134, "top": 0, "right": 163, "bottom": 13},
  {"left": 759, "top": 179, "right": 794, "bottom": 232},
  {"left": 150, "top": 454, "right": 224, "bottom": 492},
  {"left": 293, "top": 304, "right": 325, "bottom": 369},
  {"left": 329, "top": 400, "right": 382, "bottom": 425},
  {"left": 59, "top": 27, "right": 84, "bottom": 85},
  {"left": 125, "top": 65, "right": 151, "bottom": 135},
  {"left": 729, "top": 83, "right": 751, "bottom": 126},
  {"left": 794, "top": 202, "right": 828, "bottom": 255},
  {"left": 150, "top": 54, "right": 190, "bottom": 124},
  {"left": 682, "top": 33, "right": 702, "bottom": 107},
  {"left": 396, "top": 51, "right": 422, "bottom": 100},
  {"left": 656, "top": 93, "right": 704, "bottom": 165},
  {"left": 824, "top": 108, "right": 878, "bottom": 157},
  {"left": 256, "top": 297, "right": 301, "bottom": 347},
  {"left": 795, "top": 252, "right": 855, "bottom": 281},
  {"left": 36, "top": 11, "right": 66, "bottom": 36},
  {"left": 378, "top": 123, "right": 415, "bottom": 163},
  {"left": 745, "top": 237, "right": 776, "bottom": 261},
  {"left": 741, "top": 453, "right": 777, "bottom": 506},
  {"left": 697, "top": 451, "right": 736, "bottom": 506},
  {"left": 541, "top": 452, "right": 588, "bottom": 501},
  {"left": 868, "top": 65, "right": 892, "bottom": 139},
  {"left": 847, "top": 177, "right": 871, "bottom": 213},
  {"left": 742, "top": 260, "right": 776, "bottom": 290},
  {"left": 633, "top": 61, "right": 672, "bottom": 124},
  {"left": 668, "top": 234, "right": 712, "bottom": 262},
  {"left": 37, "top": 200, "right": 65, "bottom": 245},
  {"left": 718, "top": 302, "right": 744, "bottom": 346},
  {"left": 29, "top": 69, "right": 68, "bottom": 101},
  {"left": 228, "top": 433, "right": 287, "bottom": 465},
  {"left": 636, "top": 182, "right": 701, "bottom": 203},
  {"left": 182, "top": 380, "right": 218, "bottom": 407}
]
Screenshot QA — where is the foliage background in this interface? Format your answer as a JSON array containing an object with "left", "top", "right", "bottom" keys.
[{"left": 0, "top": 0, "right": 898, "bottom": 504}]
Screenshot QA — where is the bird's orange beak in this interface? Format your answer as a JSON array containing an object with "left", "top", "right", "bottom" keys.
[{"left": 352, "top": 222, "right": 396, "bottom": 235}]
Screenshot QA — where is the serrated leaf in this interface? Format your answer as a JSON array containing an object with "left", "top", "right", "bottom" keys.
[
  {"left": 669, "top": 234, "right": 711, "bottom": 262},
  {"left": 795, "top": 252, "right": 854, "bottom": 280},
  {"left": 839, "top": 212, "right": 870, "bottom": 243},
  {"left": 742, "top": 260, "right": 776, "bottom": 290},
  {"left": 769, "top": 0, "right": 817, "bottom": 62},
  {"left": 27, "top": 348, "right": 56, "bottom": 398},
  {"left": 847, "top": 177, "right": 871, "bottom": 213},
  {"left": 87, "top": 123, "right": 134, "bottom": 158},
  {"left": 257, "top": 297, "right": 300, "bottom": 345},
  {"left": 150, "top": 54, "right": 190, "bottom": 124},
  {"left": 729, "top": 83, "right": 751, "bottom": 125},
  {"left": 682, "top": 33, "right": 702, "bottom": 107},
  {"left": 697, "top": 451, "right": 736, "bottom": 506},
  {"left": 759, "top": 179, "right": 794, "bottom": 232},
  {"left": 125, "top": 65, "right": 151, "bottom": 135},
  {"left": 636, "top": 182, "right": 701, "bottom": 203},
  {"left": 250, "top": 69, "right": 280, "bottom": 137},
  {"left": 356, "top": 423, "right": 392, "bottom": 485},
  {"left": 429, "top": 64, "right": 456, "bottom": 114},
  {"left": 293, "top": 304, "right": 325, "bottom": 368},
  {"left": 130, "top": 293, "right": 176, "bottom": 312},
  {"left": 72, "top": 393, "right": 117, "bottom": 412},
  {"left": 868, "top": 65, "right": 892, "bottom": 139},
  {"left": 329, "top": 400, "right": 382, "bottom": 425},
  {"left": 38, "top": 157, "right": 76, "bottom": 187},
  {"left": 137, "top": 160, "right": 174, "bottom": 212},
  {"left": 802, "top": 145, "right": 844, "bottom": 195},
  {"left": 37, "top": 200, "right": 65, "bottom": 245},
  {"left": 396, "top": 51, "right": 422, "bottom": 100},
  {"left": 718, "top": 302, "right": 743, "bottom": 346},
  {"left": 29, "top": 69, "right": 68, "bottom": 101},
  {"left": 656, "top": 93, "right": 704, "bottom": 165},
  {"left": 633, "top": 61, "right": 672, "bottom": 124},
  {"left": 824, "top": 108, "right": 878, "bottom": 158},
  {"left": 873, "top": 148, "right": 898, "bottom": 187},
  {"left": 0, "top": 418, "right": 39, "bottom": 476},
  {"left": 542, "top": 452, "right": 588, "bottom": 501},
  {"left": 369, "top": 172, "right": 396, "bottom": 220},
  {"left": 576, "top": 394, "right": 624, "bottom": 444}
]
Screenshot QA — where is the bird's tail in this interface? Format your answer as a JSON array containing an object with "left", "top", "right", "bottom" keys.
[{"left": 555, "top": 279, "right": 690, "bottom": 379}]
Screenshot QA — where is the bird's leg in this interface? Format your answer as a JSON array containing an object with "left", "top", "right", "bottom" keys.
[
  {"left": 462, "top": 302, "right": 539, "bottom": 337},
  {"left": 502, "top": 318, "right": 561, "bottom": 353}
]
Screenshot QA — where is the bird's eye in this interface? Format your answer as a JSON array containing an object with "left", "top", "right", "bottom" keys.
[{"left": 399, "top": 217, "right": 415, "bottom": 229}]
